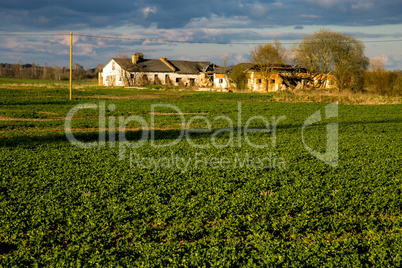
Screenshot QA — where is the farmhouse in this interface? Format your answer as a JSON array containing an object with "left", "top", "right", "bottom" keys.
[
  {"left": 99, "top": 52, "right": 226, "bottom": 88},
  {"left": 245, "top": 64, "right": 335, "bottom": 92}
]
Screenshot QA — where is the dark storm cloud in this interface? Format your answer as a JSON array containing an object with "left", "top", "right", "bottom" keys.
[
  {"left": 0, "top": 0, "right": 141, "bottom": 31},
  {"left": 1, "top": 0, "right": 401, "bottom": 32}
]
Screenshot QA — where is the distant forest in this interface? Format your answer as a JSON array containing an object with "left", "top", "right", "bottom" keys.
[{"left": 0, "top": 62, "right": 103, "bottom": 80}]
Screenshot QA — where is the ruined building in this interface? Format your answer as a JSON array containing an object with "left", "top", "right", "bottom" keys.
[{"left": 99, "top": 52, "right": 228, "bottom": 88}]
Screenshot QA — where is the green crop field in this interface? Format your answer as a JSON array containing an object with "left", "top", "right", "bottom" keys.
[{"left": 0, "top": 79, "right": 401, "bottom": 267}]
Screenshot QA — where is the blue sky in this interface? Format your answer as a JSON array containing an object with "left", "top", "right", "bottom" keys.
[{"left": 1, "top": 0, "right": 401, "bottom": 69}]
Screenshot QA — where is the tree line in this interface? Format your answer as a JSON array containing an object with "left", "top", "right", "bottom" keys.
[
  {"left": 0, "top": 62, "right": 103, "bottom": 81},
  {"left": 230, "top": 29, "right": 402, "bottom": 96}
]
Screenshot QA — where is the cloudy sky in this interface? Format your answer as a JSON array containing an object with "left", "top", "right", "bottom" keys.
[{"left": 1, "top": 0, "right": 402, "bottom": 69}]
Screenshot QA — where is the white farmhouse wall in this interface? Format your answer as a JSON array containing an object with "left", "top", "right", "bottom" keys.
[
  {"left": 133, "top": 72, "right": 200, "bottom": 86},
  {"left": 101, "top": 60, "right": 125, "bottom": 86},
  {"left": 247, "top": 72, "right": 262, "bottom": 92},
  {"left": 213, "top": 73, "right": 229, "bottom": 89}
]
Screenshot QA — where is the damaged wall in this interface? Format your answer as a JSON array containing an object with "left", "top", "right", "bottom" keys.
[
  {"left": 247, "top": 72, "right": 284, "bottom": 92},
  {"left": 246, "top": 66, "right": 335, "bottom": 92},
  {"left": 132, "top": 72, "right": 200, "bottom": 87}
]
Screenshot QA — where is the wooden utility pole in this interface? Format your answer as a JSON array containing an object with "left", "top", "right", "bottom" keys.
[{"left": 70, "top": 32, "right": 73, "bottom": 100}]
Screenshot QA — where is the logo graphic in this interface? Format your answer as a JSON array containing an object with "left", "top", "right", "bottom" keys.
[
  {"left": 64, "top": 101, "right": 339, "bottom": 171},
  {"left": 301, "top": 102, "right": 338, "bottom": 167},
  {"left": 64, "top": 102, "right": 287, "bottom": 162}
]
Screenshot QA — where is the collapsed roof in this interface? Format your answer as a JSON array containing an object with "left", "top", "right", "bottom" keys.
[{"left": 112, "top": 57, "right": 220, "bottom": 75}]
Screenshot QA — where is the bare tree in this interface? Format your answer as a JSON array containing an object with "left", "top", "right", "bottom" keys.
[
  {"left": 221, "top": 54, "right": 230, "bottom": 88},
  {"left": 249, "top": 39, "right": 286, "bottom": 91},
  {"left": 18, "top": 60, "right": 24, "bottom": 78},
  {"left": 73, "top": 63, "right": 85, "bottom": 80},
  {"left": 366, "top": 57, "right": 390, "bottom": 95},
  {"left": 42, "top": 63, "right": 49, "bottom": 80},
  {"left": 53, "top": 64, "right": 62, "bottom": 81},
  {"left": 294, "top": 29, "right": 369, "bottom": 91},
  {"left": 32, "top": 62, "right": 37, "bottom": 79},
  {"left": 95, "top": 64, "right": 103, "bottom": 74}
]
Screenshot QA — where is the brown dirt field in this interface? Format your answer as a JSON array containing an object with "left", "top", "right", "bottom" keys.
[
  {"left": 0, "top": 116, "right": 64, "bottom": 121},
  {"left": 0, "top": 116, "right": 102, "bottom": 122},
  {"left": 0, "top": 125, "right": 184, "bottom": 135},
  {"left": 37, "top": 111, "right": 59, "bottom": 115},
  {"left": 0, "top": 109, "right": 24, "bottom": 112},
  {"left": 150, "top": 112, "right": 208, "bottom": 115},
  {"left": 217, "top": 94, "right": 401, "bottom": 105},
  {"left": 79, "top": 93, "right": 182, "bottom": 100}
]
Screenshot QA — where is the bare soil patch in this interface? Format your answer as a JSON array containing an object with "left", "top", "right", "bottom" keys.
[
  {"left": 0, "top": 126, "right": 184, "bottom": 135},
  {"left": 0, "top": 116, "right": 64, "bottom": 122},
  {"left": 80, "top": 93, "right": 181, "bottom": 100},
  {"left": 37, "top": 111, "right": 59, "bottom": 115},
  {"left": 150, "top": 112, "right": 208, "bottom": 115},
  {"left": 217, "top": 92, "right": 401, "bottom": 105}
]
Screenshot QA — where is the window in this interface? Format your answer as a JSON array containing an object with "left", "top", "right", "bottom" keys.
[
  {"left": 219, "top": 78, "right": 223, "bottom": 83},
  {"left": 176, "top": 78, "right": 182, "bottom": 83},
  {"left": 257, "top": 79, "right": 262, "bottom": 84},
  {"left": 154, "top": 74, "right": 160, "bottom": 84},
  {"left": 189, "top": 78, "right": 195, "bottom": 86},
  {"left": 112, "top": 62, "right": 115, "bottom": 70},
  {"left": 206, "top": 74, "right": 213, "bottom": 82},
  {"left": 165, "top": 75, "right": 171, "bottom": 85},
  {"left": 270, "top": 79, "right": 275, "bottom": 84}
]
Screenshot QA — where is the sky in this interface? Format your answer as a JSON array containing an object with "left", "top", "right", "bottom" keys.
[{"left": 1, "top": 0, "right": 402, "bottom": 70}]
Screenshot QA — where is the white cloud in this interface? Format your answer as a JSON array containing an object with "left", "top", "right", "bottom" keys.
[
  {"left": 142, "top": 7, "right": 157, "bottom": 18},
  {"left": 304, "top": 0, "right": 374, "bottom": 10},
  {"left": 186, "top": 15, "right": 250, "bottom": 29},
  {"left": 352, "top": 2, "right": 374, "bottom": 10},
  {"left": 300, "top": 14, "right": 321, "bottom": 19}
]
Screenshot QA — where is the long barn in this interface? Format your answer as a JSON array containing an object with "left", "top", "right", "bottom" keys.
[{"left": 99, "top": 52, "right": 229, "bottom": 89}]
